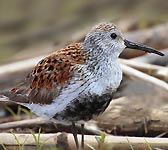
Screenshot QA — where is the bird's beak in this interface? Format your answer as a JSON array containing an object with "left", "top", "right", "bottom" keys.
[{"left": 124, "top": 39, "right": 164, "bottom": 56}]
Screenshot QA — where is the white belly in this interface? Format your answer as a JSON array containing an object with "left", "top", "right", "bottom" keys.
[{"left": 88, "top": 62, "right": 122, "bottom": 95}]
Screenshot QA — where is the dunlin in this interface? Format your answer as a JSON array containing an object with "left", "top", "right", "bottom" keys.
[{"left": 1, "top": 22, "right": 164, "bottom": 150}]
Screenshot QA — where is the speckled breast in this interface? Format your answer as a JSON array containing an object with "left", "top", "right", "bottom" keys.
[{"left": 53, "top": 92, "right": 114, "bottom": 122}]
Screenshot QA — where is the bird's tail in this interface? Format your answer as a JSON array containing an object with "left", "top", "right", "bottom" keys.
[{"left": 0, "top": 90, "right": 29, "bottom": 104}]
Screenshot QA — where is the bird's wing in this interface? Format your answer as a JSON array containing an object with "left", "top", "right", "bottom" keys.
[{"left": 2, "top": 43, "right": 86, "bottom": 104}]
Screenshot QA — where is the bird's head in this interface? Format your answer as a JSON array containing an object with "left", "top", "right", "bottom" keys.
[{"left": 84, "top": 22, "right": 164, "bottom": 61}]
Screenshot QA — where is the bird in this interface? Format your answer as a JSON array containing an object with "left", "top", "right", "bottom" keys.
[{"left": 0, "top": 22, "right": 164, "bottom": 150}]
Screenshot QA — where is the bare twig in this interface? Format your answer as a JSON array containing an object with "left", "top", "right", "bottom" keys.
[
  {"left": 0, "top": 117, "right": 102, "bottom": 135},
  {"left": 0, "top": 56, "right": 45, "bottom": 75},
  {"left": 120, "top": 64, "right": 168, "bottom": 91},
  {"left": 0, "top": 117, "right": 47, "bottom": 129},
  {"left": 119, "top": 59, "right": 168, "bottom": 80}
]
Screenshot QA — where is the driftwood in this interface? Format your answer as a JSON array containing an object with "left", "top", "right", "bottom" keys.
[
  {"left": 0, "top": 117, "right": 103, "bottom": 136},
  {"left": 0, "top": 117, "right": 46, "bottom": 129},
  {"left": 1, "top": 133, "right": 168, "bottom": 150},
  {"left": 119, "top": 59, "right": 168, "bottom": 80},
  {"left": 104, "top": 98, "right": 168, "bottom": 134},
  {"left": 120, "top": 64, "right": 168, "bottom": 91}
]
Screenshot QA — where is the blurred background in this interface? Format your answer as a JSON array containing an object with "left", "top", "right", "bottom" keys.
[{"left": 0, "top": 0, "right": 167, "bottom": 65}]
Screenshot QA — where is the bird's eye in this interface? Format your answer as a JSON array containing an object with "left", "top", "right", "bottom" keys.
[{"left": 110, "top": 33, "right": 117, "bottom": 39}]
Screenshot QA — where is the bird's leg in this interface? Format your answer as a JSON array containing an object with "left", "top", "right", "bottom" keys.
[
  {"left": 71, "top": 122, "right": 79, "bottom": 150},
  {"left": 81, "top": 123, "right": 85, "bottom": 150}
]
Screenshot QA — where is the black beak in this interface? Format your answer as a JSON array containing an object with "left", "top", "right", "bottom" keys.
[{"left": 124, "top": 39, "right": 164, "bottom": 56}]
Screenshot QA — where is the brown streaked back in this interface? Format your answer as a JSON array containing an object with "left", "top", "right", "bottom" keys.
[{"left": 8, "top": 43, "right": 86, "bottom": 104}]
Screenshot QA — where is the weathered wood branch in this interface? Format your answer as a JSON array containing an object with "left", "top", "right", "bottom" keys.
[
  {"left": 0, "top": 117, "right": 102, "bottom": 135},
  {"left": 0, "top": 133, "right": 168, "bottom": 150},
  {"left": 0, "top": 117, "right": 46, "bottom": 129},
  {"left": 119, "top": 59, "right": 168, "bottom": 80},
  {"left": 120, "top": 64, "right": 168, "bottom": 91}
]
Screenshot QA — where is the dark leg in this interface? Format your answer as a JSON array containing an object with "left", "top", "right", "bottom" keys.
[
  {"left": 71, "top": 122, "right": 79, "bottom": 150},
  {"left": 81, "top": 123, "right": 85, "bottom": 150}
]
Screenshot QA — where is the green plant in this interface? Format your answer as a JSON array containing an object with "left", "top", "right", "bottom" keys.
[
  {"left": 10, "top": 129, "right": 26, "bottom": 150},
  {"left": 6, "top": 106, "right": 21, "bottom": 120},
  {"left": 86, "top": 133, "right": 107, "bottom": 150},
  {"left": 30, "top": 128, "right": 42, "bottom": 150},
  {"left": 30, "top": 128, "right": 61, "bottom": 150},
  {"left": 0, "top": 143, "right": 7, "bottom": 150},
  {"left": 126, "top": 137, "right": 134, "bottom": 150},
  {"left": 95, "top": 133, "right": 106, "bottom": 144},
  {"left": 144, "top": 138, "right": 152, "bottom": 150},
  {"left": 6, "top": 105, "right": 33, "bottom": 120},
  {"left": 20, "top": 107, "right": 33, "bottom": 119},
  {"left": 95, "top": 133, "right": 106, "bottom": 150}
]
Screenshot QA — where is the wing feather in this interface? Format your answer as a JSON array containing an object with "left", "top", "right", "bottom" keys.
[{"left": 4, "top": 43, "right": 86, "bottom": 104}]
